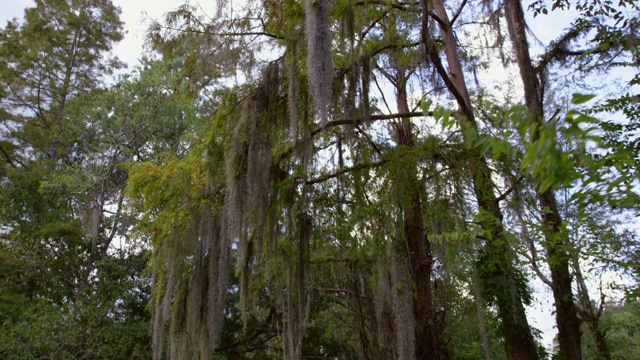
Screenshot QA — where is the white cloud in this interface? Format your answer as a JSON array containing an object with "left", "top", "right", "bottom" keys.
[{"left": 110, "top": 0, "right": 185, "bottom": 69}]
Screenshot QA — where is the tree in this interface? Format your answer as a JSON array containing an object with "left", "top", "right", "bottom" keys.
[
  {"left": 2, "top": 0, "right": 638, "bottom": 359},
  {"left": 127, "top": 0, "right": 640, "bottom": 358},
  {"left": 0, "top": 3, "right": 207, "bottom": 357},
  {"left": 503, "top": 1, "right": 583, "bottom": 358},
  {"left": 0, "top": 0, "right": 124, "bottom": 303}
]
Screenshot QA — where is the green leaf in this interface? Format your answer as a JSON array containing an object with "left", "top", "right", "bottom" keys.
[
  {"left": 571, "top": 93, "right": 596, "bottom": 104},
  {"left": 422, "top": 98, "right": 433, "bottom": 114}
]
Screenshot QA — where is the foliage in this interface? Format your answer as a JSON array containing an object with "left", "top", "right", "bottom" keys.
[
  {"left": 580, "top": 300, "right": 640, "bottom": 360},
  {"left": 1, "top": 0, "right": 639, "bottom": 359},
  {"left": 0, "top": 251, "right": 151, "bottom": 359},
  {"left": 0, "top": 2, "right": 202, "bottom": 358}
]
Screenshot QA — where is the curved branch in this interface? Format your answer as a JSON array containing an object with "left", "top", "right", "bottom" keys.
[
  {"left": 337, "top": 41, "right": 422, "bottom": 79},
  {"left": 278, "top": 111, "right": 432, "bottom": 164},
  {"left": 312, "top": 111, "right": 429, "bottom": 137},
  {"left": 451, "top": 0, "right": 468, "bottom": 25},
  {"left": 428, "top": 11, "right": 447, "bottom": 29},
  {"left": 496, "top": 175, "right": 525, "bottom": 203},
  {"left": 160, "top": 26, "right": 288, "bottom": 40},
  {"left": 535, "top": 25, "right": 592, "bottom": 74},
  {"left": 0, "top": 143, "right": 19, "bottom": 169},
  {"left": 306, "top": 160, "right": 388, "bottom": 185},
  {"left": 355, "top": 0, "right": 419, "bottom": 11}
]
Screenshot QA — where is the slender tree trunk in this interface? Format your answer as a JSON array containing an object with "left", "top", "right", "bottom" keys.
[
  {"left": 574, "top": 257, "right": 609, "bottom": 359},
  {"left": 503, "top": 1, "right": 583, "bottom": 359},
  {"left": 350, "top": 272, "right": 371, "bottom": 359},
  {"left": 421, "top": 1, "right": 540, "bottom": 359},
  {"left": 472, "top": 261, "right": 492, "bottom": 360},
  {"left": 397, "top": 143, "right": 443, "bottom": 360},
  {"left": 394, "top": 65, "right": 445, "bottom": 360}
]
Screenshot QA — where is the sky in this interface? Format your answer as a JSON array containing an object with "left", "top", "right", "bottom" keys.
[
  {"left": 0, "top": 0, "right": 193, "bottom": 70},
  {"left": 0, "top": 0, "right": 577, "bottom": 69},
  {"left": 0, "top": 0, "right": 631, "bottom": 353}
]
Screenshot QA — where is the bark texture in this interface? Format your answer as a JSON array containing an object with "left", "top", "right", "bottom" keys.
[
  {"left": 394, "top": 49, "right": 446, "bottom": 359},
  {"left": 504, "top": 1, "right": 583, "bottom": 359},
  {"left": 422, "top": 1, "right": 540, "bottom": 359}
]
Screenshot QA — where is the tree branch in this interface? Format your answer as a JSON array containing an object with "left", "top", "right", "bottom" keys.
[
  {"left": 311, "top": 111, "right": 430, "bottom": 137},
  {"left": 421, "top": 9, "right": 475, "bottom": 122},
  {"left": 428, "top": 11, "right": 447, "bottom": 29},
  {"left": 522, "top": 249, "right": 553, "bottom": 288},
  {"left": 160, "top": 26, "right": 288, "bottom": 41},
  {"left": 215, "top": 308, "right": 278, "bottom": 353},
  {"left": 451, "top": 0, "right": 468, "bottom": 26},
  {"left": 355, "top": 0, "right": 419, "bottom": 11},
  {"left": 496, "top": 175, "right": 525, "bottom": 203},
  {"left": 0, "top": 143, "right": 19, "bottom": 169},
  {"left": 277, "top": 111, "right": 434, "bottom": 178},
  {"left": 306, "top": 160, "right": 388, "bottom": 185},
  {"left": 337, "top": 41, "right": 422, "bottom": 79},
  {"left": 535, "top": 25, "right": 594, "bottom": 74},
  {"left": 355, "top": 124, "right": 384, "bottom": 156},
  {"left": 512, "top": 195, "right": 553, "bottom": 287}
]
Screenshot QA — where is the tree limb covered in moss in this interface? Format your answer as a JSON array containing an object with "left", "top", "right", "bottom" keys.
[
  {"left": 278, "top": 111, "right": 433, "bottom": 163},
  {"left": 159, "top": 26, "right": 288, "bottom": 40},
  {"left": 535, "top": 25, "right": 594, "bottom": 73},
  {"left": 354, "top": 0, "right": 419, "bottom": 11},
  {"left": 306, "top": 160, "right": 388, "bottom": 185}
]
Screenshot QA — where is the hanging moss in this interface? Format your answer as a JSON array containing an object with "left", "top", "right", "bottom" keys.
[
  {"left": 390, "top": 248, "right": 417, "bottom": 360},
  {"left": 169, "top": 282, "right": 188, "bottom": 360},
  {"left": 374, "top": 259, "right": 398, "bottom": 359},
  {"left": 151, "top": 228, "right": 182, "bottom": 360},
  {"left": 361, "top": 57, "right": 371, "bottom": 122},
  {"left": 151, "top": 265, "right": 166, "bottom": 360},
  {"left": 126, "top": 141, "right": 229, "bottom": 359},
  {"left": 220, "top": 62, "right": 289, "bottom": 329},
  {"left": 205, "top": 211, "right": 227, "bottom": 355},
  {"left": 288, "top": 46, "right": 301, "bottom": 139},
  {"left": 281, "top": 207, "right": 312, "bottom": 360},
  {"left": 185, "top": 255, "right": 205, "bottom": 355},
  {"left": 305, "top": 0, "right": 333, "bottom": 126}
]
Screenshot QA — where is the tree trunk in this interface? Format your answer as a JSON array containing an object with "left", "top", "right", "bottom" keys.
[
  {"left": 394, "top": 61, "right": 445, "bottom": 360},
  {"left": 503, "top": 1, "right": 583, "bottom": 358},
  {"left": 472, "top": 261, "right": 492, "bottom": 360},
  {"left": 397, "top": 124, "right": 439, "bottom": 360},
  {"left": 574, "top": 258, "right": 609, "bottom": 359},
  {"left": 422, "top": 1, "right": 540, "bottom": 358}
]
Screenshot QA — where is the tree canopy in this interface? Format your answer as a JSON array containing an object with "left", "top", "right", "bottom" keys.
[{"left": 1, "top": 0, "right": 639, "bottom": 359}]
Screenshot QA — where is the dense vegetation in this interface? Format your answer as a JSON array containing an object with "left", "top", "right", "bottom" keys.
[{"left": 1, "top": 0, "right": 639, "bottom": 359}]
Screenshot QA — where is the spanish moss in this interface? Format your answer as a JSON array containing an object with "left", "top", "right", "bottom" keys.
[{"left": 305, "top": 0, "right": 333, "bottom": 126}]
